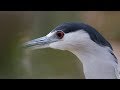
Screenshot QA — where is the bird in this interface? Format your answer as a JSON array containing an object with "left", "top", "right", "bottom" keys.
[{"left": 24, "top": 22, "right": 120, "bottom": 79}]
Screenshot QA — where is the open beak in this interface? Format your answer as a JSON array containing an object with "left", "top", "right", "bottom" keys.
[{"left": 23, "top": 36, "right": 52, "bottom": 50}]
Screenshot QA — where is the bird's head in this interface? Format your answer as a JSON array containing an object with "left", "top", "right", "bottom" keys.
[{"left": 24, "top": 22, "right": 112, "bottom": 53}]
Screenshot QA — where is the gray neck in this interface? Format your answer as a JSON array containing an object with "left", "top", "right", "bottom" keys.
[{"left": 71, "top": 46, "right": 118, "bottom": 79}]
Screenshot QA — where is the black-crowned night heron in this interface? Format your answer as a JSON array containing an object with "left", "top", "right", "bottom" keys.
[{"left": 24, "top": 22, "right": 120, "bottom": 79}]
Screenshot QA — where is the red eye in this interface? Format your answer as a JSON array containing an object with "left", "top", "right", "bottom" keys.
[{"left": 56, "top": 31, "right": 64, "bottom": 39}]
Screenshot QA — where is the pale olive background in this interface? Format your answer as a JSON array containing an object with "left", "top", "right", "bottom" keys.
[{"left": 0, "top": 11, "right": 120, "bottom": 79}]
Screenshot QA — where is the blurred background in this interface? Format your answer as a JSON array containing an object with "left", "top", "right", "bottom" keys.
[{"left": 0, "top": 11, "right": 120, "bottom": 79}]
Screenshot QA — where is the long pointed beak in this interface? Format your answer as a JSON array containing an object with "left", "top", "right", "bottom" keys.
[{"left": 23, "top": 36, "right": 51, "bottom": 50}]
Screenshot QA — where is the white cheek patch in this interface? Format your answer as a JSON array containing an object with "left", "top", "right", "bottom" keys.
[
  {"left": 63, "top": 30, "right": 90, "bottom": 45},
  {"left": 49, "top": 30, "right": 91, "bottom": 51}
]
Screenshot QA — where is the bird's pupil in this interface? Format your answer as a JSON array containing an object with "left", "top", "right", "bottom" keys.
[{"left": 56, "top": 31, "right": 64, "bottom": 39}]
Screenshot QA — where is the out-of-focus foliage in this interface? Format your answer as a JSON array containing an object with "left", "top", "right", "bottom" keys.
[{"left": 0, "top": 11, "right": 120, "bottom": 79}]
